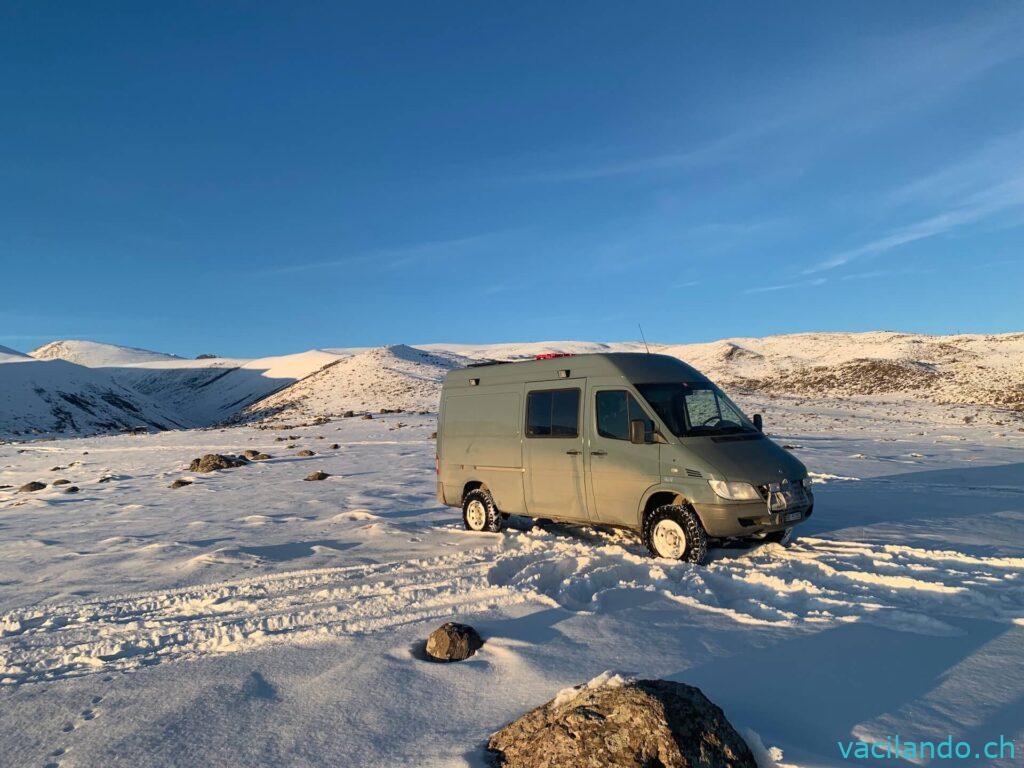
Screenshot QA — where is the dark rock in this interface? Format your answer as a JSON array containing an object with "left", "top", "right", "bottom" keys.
[
  {"left": 50, "top": 466, "right": 62, "bottom": 472},
  {"left": 170, "top": 479, "right": 193, "bottom": 489},
  {"left": 316, "top": 435, "right": 325, "bottom": 439},
  {"left": 343, "top": 410, "right": 355, "bottom": 418},
  {"left": 304, "top": 471, "right": 330, "bottom": 481},
  {"left": 289, "top": 435, "right": 301, "bottom": 440},
  {"left": 252, "top": 453, "right": 271, "bottom": 460},
  {"left": 52, "top": 479, "right": 71, "bottom": 486},
  {"left": 430, "top": 431, "right": 437, "bottom": 439},
  {"left": 425, "top": 622, "right": 482, "bottom": 662},
  {"left": 0, "top": 485, "right": 12, "bottom": 490},
  {"left": 361, "top": 414, "right": 373, "bottom": 420},
  {"left": 330, "top": 443, "right": 340, "bottom": 449},
  {"left": 286, "top": 444, "right": 297, "bottom": 449},
  {"left": 275, "top": 436, "right": 287, "bottom": 442},
  {"left": 487, "top": 677, "right": 756, "bottom": 768},
  {"left": 188, "top": 454, "right": 247, "bottom": 473},
  {"left": 296, "top": 449, "right": 316, "bottom": 457},
  {"left": 243, "top": 449, "right": 261, "bottom": 459},
  {"left": 18, "top": 481, "right": 47, "bottom": 492},
  {"left": 63, "top": 486, "right": 79, "bottom": 494}
]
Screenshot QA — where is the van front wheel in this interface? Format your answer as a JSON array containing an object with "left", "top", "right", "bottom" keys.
[
  {"left": 462, "top": 488, "right": 503, "bottom": 533},
  {"left": 643, "top": 505, "right": 707, "bottom": 565}
]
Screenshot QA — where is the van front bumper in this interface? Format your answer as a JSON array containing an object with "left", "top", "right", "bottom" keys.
[{"left": 692, "top": 500, "right": 813, "bottom": 538}]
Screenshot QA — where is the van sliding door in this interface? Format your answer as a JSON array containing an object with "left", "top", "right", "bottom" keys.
[{"left": 522, "top": 382, "right": 591, "bottom": 523}]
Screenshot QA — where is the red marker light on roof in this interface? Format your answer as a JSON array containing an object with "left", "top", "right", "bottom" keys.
[{"left": 534, "top": 353, "right": 574, "bottom": 360}]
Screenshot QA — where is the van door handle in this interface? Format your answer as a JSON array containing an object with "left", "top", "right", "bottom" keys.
[
  {"left": 591, "top": 450, "right": 608, "bottom": 456},
  {"left": 565, "top": 449, "right": 581, "bottom": 455}
]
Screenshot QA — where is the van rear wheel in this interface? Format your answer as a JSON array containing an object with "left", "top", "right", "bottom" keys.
[
  {"left": 643, "top": 505, "right": 708, "bottom": 564},
  {"left": 462, "top": 488, "right": 503, "bottom": 533}
]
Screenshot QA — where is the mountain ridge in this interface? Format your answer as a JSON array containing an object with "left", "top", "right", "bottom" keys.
[{"left": 2, "top": 331, "right": 1023, "bottom": 439}]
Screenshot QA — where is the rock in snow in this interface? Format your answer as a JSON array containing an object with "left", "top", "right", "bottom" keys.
[
  {"left": 425, "top": 622, "right": 482, "bottom": 662},
  {"left": 487, "top": 675, "right": 756, "bottom": 768},
  {"left": 169, "top": 478, "right": 193, "bottom": 489},
  {"left": 18, "top": 481, "right": 47, "bottom": 492},
  {"left": 188, "top": 454, "right": 247, "bottom": 473},
  {"left": 304, "top": 471, "right": 330, "bottom": 481}
]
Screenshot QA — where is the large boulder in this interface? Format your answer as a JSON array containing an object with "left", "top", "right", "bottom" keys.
[
  {"left": 188, "top": 454, "right": 246, "bottom": 473},
  {"left": 487, "top": 674, "right": 756, "bottom": 768},
  {"left": 18, "top": 481, "right": 46, "bottom": 493},
  {"left": 426, "top": 622, "right": 482, "bottom": 662}
]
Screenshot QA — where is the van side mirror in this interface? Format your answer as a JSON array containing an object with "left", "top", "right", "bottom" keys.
[
  {"left": 629, "top": 419, "right": 650, "bottom": 444},
  {"left": 753, "top": 413, "right": 763, "bottom": 432}
]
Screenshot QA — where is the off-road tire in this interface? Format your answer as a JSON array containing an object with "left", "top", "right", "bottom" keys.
[
  {"left": 643, "top": 504, "right": 708, "bottom": 564},
  {"left": 761, "top": 529, "right": 791, "bottom": 545},
  {"left": 462, "top": 488, "right": 503, "bottom": 533}
]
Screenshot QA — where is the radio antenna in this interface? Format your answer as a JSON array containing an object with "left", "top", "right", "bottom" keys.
[{"left": 638, "top": 324, "right": 650, "bottom": 354}]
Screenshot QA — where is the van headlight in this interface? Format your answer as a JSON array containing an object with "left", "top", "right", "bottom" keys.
[{"left": 708, "top": 479, "right": 761, "bottom": 501}]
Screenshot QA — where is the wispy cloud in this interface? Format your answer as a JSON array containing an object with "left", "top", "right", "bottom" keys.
[
  {"left": 743, "top": 277, "right": 827, "bottom": 294},
  {"left": 511, "top": 7, "right": 1024, "bottom": 185},
  {"left": 259, "top": 231, "right": 512, "bottom": 276},
  {"left": 807, "top": 163, "right": 1024, "bottom": 274}
]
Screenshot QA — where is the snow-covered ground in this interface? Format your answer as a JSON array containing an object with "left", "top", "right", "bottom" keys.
[{"left": 1, "top": 397, "right": 1022, "bottom": 767}]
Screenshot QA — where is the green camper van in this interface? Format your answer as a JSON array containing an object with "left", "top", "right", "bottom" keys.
[{"left": 436, "top": 353, "right": 813, "bottom": 564}]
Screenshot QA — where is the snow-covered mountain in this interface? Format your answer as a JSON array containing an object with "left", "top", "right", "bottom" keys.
[
  {"left": 0, "top": 358, "right": 188, "bottom": 436},
  {"left": 232, "top": 345, "right": 469, "bottom": 424},
  {"left": 29, "top": 340, "right": 182, "bottom": 366},
  {"left": 2, "top": 331, "right": 1023, "bottom": 439},
  {"left": 0, "top": 345, "right": 32, "bottom": 363}
]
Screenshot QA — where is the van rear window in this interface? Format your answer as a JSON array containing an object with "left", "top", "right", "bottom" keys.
[{"left": 526, "top": 389, "right": 580, "bottom": 437}]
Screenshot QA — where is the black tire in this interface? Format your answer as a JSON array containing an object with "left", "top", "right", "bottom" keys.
[
  {"left": 642, "top": 504, "right": 708, "bottom": 564},
  {"left": 761, "top": 529, "right": 791, "bottom": 544},
  {"left": 462, "top": 488, "right": 503, "bottom": 533}
]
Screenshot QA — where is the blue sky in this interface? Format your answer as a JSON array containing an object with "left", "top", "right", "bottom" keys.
[{"left": 2, "top": 2, "right": 1023, "bottom": 358}]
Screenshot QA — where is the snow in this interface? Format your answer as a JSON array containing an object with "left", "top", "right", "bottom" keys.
[
  {"left": 30, "top": 340, "right": 182, "bottom": 366},
  {"left": 1, "top": 393, "right": 1022, "bottom": 766},
  {"left": 232, "top": 345, "right": 468, "bottom": 424},
  {"left": 0, "top": 344, "right": 32, "bottom": 363}
]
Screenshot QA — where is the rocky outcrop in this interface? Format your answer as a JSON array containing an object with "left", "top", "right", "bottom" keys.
[
  {"left": 487, "top": 675, "right": 756, "bottom": 768},
  {"left": 188, "top": 454, "right": 247, "bottom": 473}
]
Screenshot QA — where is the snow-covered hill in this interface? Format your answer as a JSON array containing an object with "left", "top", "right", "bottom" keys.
[
  {"left": 232, "top": 345, "right": 468, "bottom": 424},
  {"left": 30, "top": 340, "right": 182, "bottom": 366},
  {"left": 662, "top": 332, "right": 1024, "bottom": 410},
  {"left": 0, "top": 358, "right": 188, "bottom": 437},
  {"left": 3, "top": 332, "right": 1023, "bottom": 439},
  {"left": 0, "top": 345, "right": 31, "bottom": 363}
]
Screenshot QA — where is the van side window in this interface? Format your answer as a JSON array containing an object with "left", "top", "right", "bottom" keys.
[
  {"left": 526, "top": 389, "right": 580, "bottom": 437},
  {"left": 596, "top": 390, "right": 653, "bottom": 440}
]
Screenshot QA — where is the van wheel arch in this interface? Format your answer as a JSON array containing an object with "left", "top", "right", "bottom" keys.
[
  {"left": 640, "top": 490, "right": 687, "bottom": 527},
  {"left": 462, "top": 480, "right": 486, "bottom": 502}
]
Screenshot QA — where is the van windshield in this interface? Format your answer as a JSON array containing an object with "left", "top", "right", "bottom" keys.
[{"left": 635, "top": 382, "right": 757, "bottom": 437}]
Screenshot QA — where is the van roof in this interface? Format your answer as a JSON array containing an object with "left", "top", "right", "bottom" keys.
[{"left": 443, "top": 352, "right": 710, "bottom": 388}]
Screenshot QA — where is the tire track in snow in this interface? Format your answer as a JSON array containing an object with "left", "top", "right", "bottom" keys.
[
  {"left": 0, "top": 549, "right": 526, "bottom": 685},
  {"left": 2, "top": 532, "right": 1022, "bottom": 685}
]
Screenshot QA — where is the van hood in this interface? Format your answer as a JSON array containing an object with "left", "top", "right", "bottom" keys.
[{"left": 682, "top": 434, "right": 806, "bottom": 485}]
